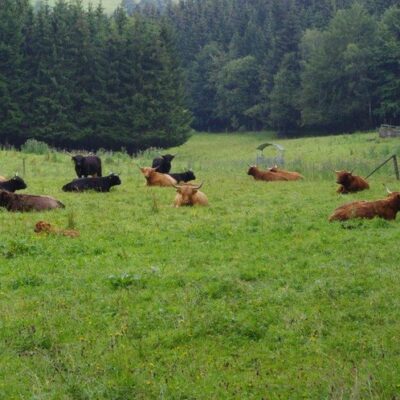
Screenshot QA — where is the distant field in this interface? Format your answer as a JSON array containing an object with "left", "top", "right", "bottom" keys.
[
  {"left": 1, "top": 131, "right": 400, "bottom": 398},
  {"left": 33, "top": 0, "right": 121, "bottom": 13}
]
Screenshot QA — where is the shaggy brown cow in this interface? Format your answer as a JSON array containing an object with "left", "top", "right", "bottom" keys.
[
  {"left": 335, "top": 170, "right": 369, "bottom": 194},
  {"left": 329, "top": 189, "right": 400, "bottom": 221},
  {"left": 247, "top": 165, "right": 289, "bottom": 181},
  {"left": 0, "top": 190, "right": 65, "bottom": 212},
  {"left": 173, "top": 183, "right": 208, "bottom": 207},
  {"left": 34, "top": 221, "right": 79, "bottom": 237},
  {"left": 268, "top": 165, "right": 304, "bottom": 180},
  {"left": 140, "top": 167, "right": 177, "bottom": 187}
]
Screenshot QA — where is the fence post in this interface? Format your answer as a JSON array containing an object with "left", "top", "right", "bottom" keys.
[{"left": 393, "top": 155, "right": 400, "bottom": 180}]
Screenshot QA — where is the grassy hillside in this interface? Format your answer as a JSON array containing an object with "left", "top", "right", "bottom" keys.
[{"left": 1, "top": 131, "right": 400, "bottom": 398}]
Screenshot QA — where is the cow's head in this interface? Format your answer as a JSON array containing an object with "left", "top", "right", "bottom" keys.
[
  {"left": 140, "top": 167, "right": 157, "bottom": 178},
  {"left": 11, "top": 175, "right": 27, "bottom": 190},
  {"left": 108, "top": 173, "right": 122, "bottom": 186},
  {"left": 72, "top": 155, "right": 85, "bottom": 167},
  {"left": 335, "top": 170, "right": 353, "bottom": 185},
  {"left": 247, "top": 165, "right": 258, "bottom": 176},
  {"left": 174, "top": 183, "right": 203, "bottom": 205},
  {"left": 385, "top": 187, "right": 400, "bottom": 207},
  {"left": 162, "top": 154, "right": 175, "bottom": 162},
  {"left": 185, "top": 170, "right": 196, "bottom": 181}
]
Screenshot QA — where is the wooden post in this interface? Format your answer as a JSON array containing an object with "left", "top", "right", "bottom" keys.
[{"left": 393, "top": 155, "right": 400, "bottom": 180}]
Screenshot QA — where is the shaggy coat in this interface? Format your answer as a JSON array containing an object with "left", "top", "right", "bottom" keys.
[
  {"left": 329, "top": 192, "right": 400, "bottom": 221},
  {"left": 72, "top": 155, "right": 102, "bottom": 178},
  {"left": 173, "top": 183, "right": 208, "bottom": 207},
  {"left": 268, "top": 166, "right": 304, "bottom": 180},
  {"left": 168, "top": 170, "right": 196, "bottom": 183},
  {"left": 247, "top": 166, "right": 289, "bottom": 181},
  {"left": 335, "top": 171, "right": 369, "bottom": 194},
  {"left": 152, "top": 154, "right": 175, "bottom": 173},
  {"left": 140, "top": 167, "right": 177, "bottom": 187},
  {"left": 0, "top": 190, "right": 65, "bottom": 212},
  {"left": 62, "top": 174, "right": 121, "bottom": 192},
  {"left": 0, "top": 176, "right": 27, "bottom": 192}
]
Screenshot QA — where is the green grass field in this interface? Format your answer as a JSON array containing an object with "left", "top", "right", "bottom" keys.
[{"left": 1, "top": 131, "right": 400, "bottom": 399}]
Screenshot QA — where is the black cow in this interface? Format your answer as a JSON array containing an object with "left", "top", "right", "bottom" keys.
[
  {"left": 62, "top": 173, "right": 121, "bottom": 192},
  {"left": 0, "top": 190, "right": 64, "bottom": 212},
  {"left": 168, "top": 170, "right": 196, "bottom": 183},
  {"left": 151, "top": 154, "right": 175, "bottom": 173},
  {"left": 72, "top": 155, "right": 102, "bottom": 178},
  {"left": 0, "top": 176, "right": 27, "bottom": 192}
]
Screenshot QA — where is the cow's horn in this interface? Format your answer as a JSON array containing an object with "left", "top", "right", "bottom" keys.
[
  {"left": 15, "top": 172, "right": 18, "bottom": 177},
  {"left": 193, "top": 182, "right": 203, "bottom": 189},
  {"left": 173, "top": 184, "right": 182, "bottom": 189},
  {"left": 384, "top": 184, "right": 392, "bottom": 194}
]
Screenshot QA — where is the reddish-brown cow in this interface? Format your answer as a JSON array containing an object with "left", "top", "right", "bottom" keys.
[
  {"left": 335, "top": 170, "right": 369, "bottom": 194},
  {"left": 268, "top": 165, "right": 304, "bottom": 180},
  {"left": 173, "top": 183, "right": 208, "bottom": 207},
  {"left": 329, "top": 189, "right": 400, "bottom": 221},
  {"left": 247, "top": 165, "right": 289, "bottom": 181},
  {"left": 140, "top": 167, "right": 177, "bottom": 187}
]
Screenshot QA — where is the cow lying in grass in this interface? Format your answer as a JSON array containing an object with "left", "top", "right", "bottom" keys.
[
  {"left": 62, "top": 174, "right": 121, "bottom": 192},
  {"left": 168, "top": 170, "right": 196, "bottom": 183},
  {"left": 0, "top": 175, "right": 27, "bottom": 192},
  {"left": 140, "top": 167, "right": 177, "bottom": 187},
  {"left": 268, "top": 166, "right": 304, "bottom": 180},
  {"left": 247, "top": 165, "right": 288, "bottom": 181},
  {"left": 329, "top": 189, "right": 400, "bottom": 221},
  {"left": 0, "top": 190, "right": 65, "bottom": 212},
  {"left": 34, "top": 221, "right": 79, "bottom": 237},
  {"left": 335, "top": 170, "right": 369, "bottom": 194},
  {"left": 173, "top": 183, "right": 208, "bottom": 207}
]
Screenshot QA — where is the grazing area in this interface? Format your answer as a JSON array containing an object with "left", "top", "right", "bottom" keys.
[{"left": 1, "top": 131, "right": 400, "bottom": 398}]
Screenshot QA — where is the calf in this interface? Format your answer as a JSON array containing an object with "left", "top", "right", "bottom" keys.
[
  {"left": 329, "top": 190, "right": 400, "bottom": 221},
  {"left": 72, "top": 155, "right": 102, "bottom": 178},
  {"left": 0, "top": 190, "right": 65, "bottom": 212},
  {"left": 335, "top": 170, "right": 369, "bottom": 194},
  {"left": 173, "top": 183, "right": 208, "bottom": 207},
  {"left": 62, "top": 174, "right": 121, "bottom": 192},
  {"left": 152, "top": 154, "right": 175, "bottom": 173},
  {"left": 140, "top": 167, "right": 177, "bottom": 187},
  {"left": 268, "top": 166, "right": 303, "bottom": 180},
  {"left": 247, "top": 165, "right": 289, "bottom": 181},
  {"left": 0, "top": 176, "right": 27, "bottom": 192},
  {"left": 168, "top": 170, "right": 196, "bottom": 183}
]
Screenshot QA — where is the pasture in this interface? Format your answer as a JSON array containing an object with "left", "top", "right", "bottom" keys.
[{"left": 1, "top": 131, "right": 400, "bottom": 399}]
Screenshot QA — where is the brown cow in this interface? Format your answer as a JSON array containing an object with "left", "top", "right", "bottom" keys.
[
  {"left": 173, "top": 183, "right": 208, "bottom": 207},
  {"left": 329, "top": 189, "right": 400, "bottom": 221},
  {"left": 247, "top": 165, "right": 289, "bottom": 181},
  {"left": 140, "top": 167, "right": 177, "bottom": 187},
  {"left": 34, "top": 221, "right": 79, "bottom": 237},
  {"left": 0, "top": 190, "right": 65, "bottom": 212},
  {"left": 268, "top": 165, "right": 304, "bottom": 180},
  {"left": 335, "top": 170, "right": 369, "bottom": 194}
]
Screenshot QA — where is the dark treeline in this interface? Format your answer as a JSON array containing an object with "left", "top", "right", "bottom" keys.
[
  {"left": 126, "top": 0, "right": 400, "bottom": 135},
  {"left": 0, "top": 0, "right": 191, "bottom": 152}
]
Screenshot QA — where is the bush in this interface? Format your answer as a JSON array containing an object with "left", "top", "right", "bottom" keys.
[{"left": 21, "top": 139, "right": 50, "bottom": 155}]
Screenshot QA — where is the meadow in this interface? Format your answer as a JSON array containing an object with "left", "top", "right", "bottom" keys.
[{"left": 1, "top": 131, "right": 400, "bottom": 399}]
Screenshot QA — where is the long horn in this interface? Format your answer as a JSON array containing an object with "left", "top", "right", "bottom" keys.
[
  {"left": 173, "top": 184, "right": 182, "bottom": 189},
  {"left": 384, "top": 184, "right": 392, "bottom": 194},
  {"left": 193, "top": 182, "right": 203, "bottom": 190}
]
